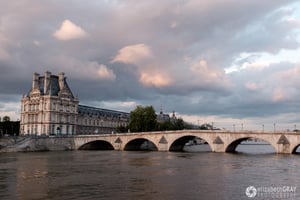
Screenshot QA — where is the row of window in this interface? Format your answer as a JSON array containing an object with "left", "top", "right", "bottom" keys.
[
  {"left": 78, "top": 106, "right": 129, "bottom": 119},
  {"left": 21, "top": 120, "right": 128, "bottom": 135},
  {"left": 22, "top": 113, "right": 77, "bottom": 124},
  {"left": 77, "top": 117, "right": 128, "bottom": 127},
  {"left": 22, "top": 113, "right": 128, "bottom": 126},
  {"left": 50, "top": 102, "right": 77, "bottom": 112},
  {"left": 77, "top": 126, "right": 115, "bottom": 134},
  {"left": 22, "top": 101, "right": 77, "bottom": 113},
  {"left": 51, "top": 113, "right": 76, "bottom": 123},
  {"left": 21, "top": 124, "right": 75, "bottom": 135},
  {"left": 50, "top": 124, "right": 75, "bottom": 135},
  {"left": 22, "top": 114, "right": 41, "bottom": 123}
]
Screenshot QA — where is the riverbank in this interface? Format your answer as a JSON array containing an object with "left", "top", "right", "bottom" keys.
[{"left": 0, "top": 136, "right": 75, "bottom": 153}]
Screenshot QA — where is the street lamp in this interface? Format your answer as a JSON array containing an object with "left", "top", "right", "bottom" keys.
[
  {"left": 273, "top": 123, "right": 276, "bottom": 132},
  {"left": 262, "top": 124, "right": 264, "bottom": 132}
]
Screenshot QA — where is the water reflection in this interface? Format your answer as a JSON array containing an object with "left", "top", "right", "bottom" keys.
[
  {"left": 16, "top": 154, "right": 49, "bottom": 200},
  {"left": 236, "top": 144, "right": 275, "bottom": 154},
  {"left": 183, "top": 144, "right": 212, "bottom": 152}
]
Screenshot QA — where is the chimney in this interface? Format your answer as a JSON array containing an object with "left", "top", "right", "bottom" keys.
[
  {"left": 32, "top": 72, "right": 39, "bottom": 90},
  {"left": 58, "top": 72, "right": 65, "bottom": 90},
  {"left": 44, "top": 71, "right": 51, "bottom": 94}
]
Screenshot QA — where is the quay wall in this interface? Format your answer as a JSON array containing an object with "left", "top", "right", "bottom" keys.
[{"left": 0, "top": 136, "right": 75, "bottom": 152}]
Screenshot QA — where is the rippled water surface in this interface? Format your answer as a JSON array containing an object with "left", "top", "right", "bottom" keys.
[{"left": 1, "top": 145, "right": 300, "bottom": 200}]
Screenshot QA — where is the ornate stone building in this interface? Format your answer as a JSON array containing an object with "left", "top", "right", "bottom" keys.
[{"left": 20, "top": 72, "right": 129, "bottom": 136}]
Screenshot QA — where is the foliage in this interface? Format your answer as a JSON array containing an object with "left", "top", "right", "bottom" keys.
[
  {"left": 116, "top": 125, "right": 128, "bottom": 133},
  {"left": 0, "top": 116, "right": 20, "bottom": 136},
  {"left": 156, "top": 118, "right": 185, "bottom": 131},
  {"left": 128, "top": 105, "right": 158, "bottom": 132},
  {"left": 117, "top": 105, "right": 193, "bottom": 133},
  {"left": 3, "top": 116, "right": 10, "bottom": 122},
  {"left": 174, "top": 118, "right": 185, "bottom": 130}
]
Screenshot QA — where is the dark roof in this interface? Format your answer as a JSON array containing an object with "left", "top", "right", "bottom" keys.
[
  {"left": 28, "top": 74, "right": 74, "bottom": 98},
  {"left": 39, "top": 76, "right": 59, "bottom": 95},
  {"left": 78, "top": 105, "right": 130, "bottom": 118}
]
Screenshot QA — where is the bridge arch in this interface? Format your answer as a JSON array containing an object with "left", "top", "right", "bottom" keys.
[
  {"left": 225, "top": 137, "right": 276, "bottom": 153},
  {"left": 291, "top": 144, "right": 300, "bottom": 154},
  {"left": 169, "top": 135, "right": 212, "bottom": 152},
  {"left": 78, "top": 140, "right": 114, "bottom": 150},
  {"left": 124, "top": 138, "right": 158, "bottom": 151}
]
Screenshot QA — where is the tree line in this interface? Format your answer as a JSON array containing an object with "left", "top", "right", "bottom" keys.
[
  {"left": 117, "top": 105, "right": 192, "bottom": 133},
  {"left": 0, "top": 116, "right": 20, "bottom": 137}
]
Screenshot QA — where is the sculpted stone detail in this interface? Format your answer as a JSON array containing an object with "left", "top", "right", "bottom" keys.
[
  {"left": 277, "top": 135, "right": 290, "bottom": 144},
  {"left": 114, "top": 137, "right": 122, "bottom": 143},
  {"left": 213, "top": 136, "right": 224, "bottom": 144},
  {"left": 159, "top": 136, "right": 168, "bottom": 144}
]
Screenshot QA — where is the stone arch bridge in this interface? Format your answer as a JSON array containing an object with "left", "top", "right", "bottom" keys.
[{"left": 70, "top": 130, "right": 300, "bottom": 154}]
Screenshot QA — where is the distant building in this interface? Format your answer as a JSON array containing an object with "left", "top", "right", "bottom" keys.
[
  {"left": 20, "top": 72, "right": 129, "bottom": 136},
  {"left": 156, "top": 108, "right": 177, "bottom": 123},
  {"left": 77, "top": 105, "right": 129, "bottom": 135}
]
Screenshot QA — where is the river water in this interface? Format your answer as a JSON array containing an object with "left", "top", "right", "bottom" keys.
[{"left": 0, "top": 145, "right": 300, "bottom": 200}]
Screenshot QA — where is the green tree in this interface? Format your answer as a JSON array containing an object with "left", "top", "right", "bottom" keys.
[
  {"left": 2, "top": 116, "right": 10, "bottom": 135},
  {"left": 129, "top": 105, "right": 157, "bottom": 132},
  {"left": 3, "top": 116, "right": 10, "bottom": 122},
  {"left": 156, "top": 120, "right": 174, "bottom": 131},
  {"left": 174, "top": 118, "right": 185, "bottom": 130},
  {"left": 156, "top": 117, "right": 186, "bottom": 131},
  {"left": 116, "top": 125, "right": 128, "bottom": 133},
  {"left": 0, "top": 116, "right": 20, "bottom": 136}
]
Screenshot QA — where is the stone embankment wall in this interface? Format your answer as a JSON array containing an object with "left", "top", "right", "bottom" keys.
[{"left": 0, "top": 136, "right": 75, "bottom": 153}]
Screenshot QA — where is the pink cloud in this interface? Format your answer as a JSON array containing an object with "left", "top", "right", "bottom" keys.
[
  {"left": 139, "top": 71, "right": 172, "bottom": 88},
  {"left": 245, "top": 82, "right": 261, "bottom": 90},
  {"left": 53, "top": 19, "right": 87, "bottom": 40},
  {"left": 272, "top": 87, "right": 286, "bottom": 102},
  {"left": 111, "top": 44, "right": 152, "bottom": 65},
  {"left": 97, "top": 64, "right": 116, "bottom": 80}
]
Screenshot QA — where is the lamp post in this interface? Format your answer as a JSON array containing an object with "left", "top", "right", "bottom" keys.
[
  {"left": 273, "top": 123, "right": 276, "bottom": 132},
  {"left": 262, "top": 124, "right": 264, "bottom": 132}
]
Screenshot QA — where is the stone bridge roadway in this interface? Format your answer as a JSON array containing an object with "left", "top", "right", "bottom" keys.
[{"left": 72, "top": 130, "right": 300, "bottom": 154}]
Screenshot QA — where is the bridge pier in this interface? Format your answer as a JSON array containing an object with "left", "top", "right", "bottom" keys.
[
  {"left": 211, "top": 144, "right": 225, "bottom": 153},
  {"left": 277, "top": 144, "right": 291, "bottom": 154},
  {"left": 113, "top": 143, "right": 122, "bottom": 151},
  {"left": 158, "top": 143, "right": 168, "bottom": 151}
]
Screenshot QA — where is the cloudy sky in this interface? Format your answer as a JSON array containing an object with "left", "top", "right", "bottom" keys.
[{"left": 1, "top": 0, "right": 300, "bottom": 131}]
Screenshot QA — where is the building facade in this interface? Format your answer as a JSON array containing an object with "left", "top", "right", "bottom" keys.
[
  {"left": 20, "top": 72, "right": 129, "bottom": 136},
  {"left": 77, "top": 105, "right": 129, "bottom": 134}
]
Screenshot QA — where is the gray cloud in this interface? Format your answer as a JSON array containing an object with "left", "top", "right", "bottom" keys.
[{"left": 0, "top": 0, "right": 300, "bottom": 128}]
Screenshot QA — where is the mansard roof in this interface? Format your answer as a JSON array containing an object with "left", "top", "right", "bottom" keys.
[
  {"left": 78, "top": 105, "right": 130, "bottom": 118},
  {"left": 28, "top": 72, "right": 74, "bottom": 99}
]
